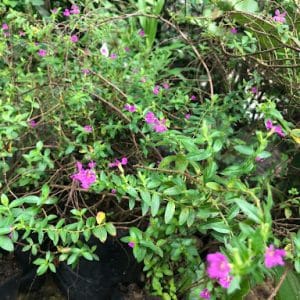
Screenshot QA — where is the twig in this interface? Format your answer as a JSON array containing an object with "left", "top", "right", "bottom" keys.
[{"left": 267, "top": 266, "right": 289, "bottom": 300}]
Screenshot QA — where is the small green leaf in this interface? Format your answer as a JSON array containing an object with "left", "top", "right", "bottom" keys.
[
  {"left": 234, "top": 145, "right": 254, "bottom": 155},
  {"left": 165, "top": 202, "right": 175, "bottom": 224},
  {"left": 93, "top": 227, "right": 107, "bottom": 243},
  {"left": 179, "top": 208, "right": 189, "bottom": 225},
  {"left": 105, "top": 223, "right": 116, "bottom": 236},
  {"left": 0, "top": 236, "right": 14, "bottom": 252},
  {"left": 151, "top": 194, "right": 160, "bottom": 217}
]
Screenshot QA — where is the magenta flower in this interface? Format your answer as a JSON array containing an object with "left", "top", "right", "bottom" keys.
[
  {"left": 109, "top": 157, "right": 128, "bottom": 168},
  {"left": 230, "top": 27, "right": 238, "bottom": 34},
  {"left": 273, "top": 9, "right": 286, "bottom": 23},
  {"left": 70, "top": 4, "right": 80, "bottom": 14},
  {"left": 100, "top": 42, "right": 109, "bottom": 57},
  {"left": 128, "top": 241, "right": 135, "bottom": 248},
  {"left": 138, "top": 30, "right": 145, "bottom": 37},
  {"left": 153, "top": 85, "right": 160, "bottom": 95},
  {"left": 19, "top": 31, "right": 26, "bottom": 37},
  {"left": 88, "top": 161, "right": 96, "bottom": 169},
  {"left": 70, "top": 35, "right": 79, "bottom": 43},
  {"left": 82, "top": 69, "right": 90, "bottom": 75},
  {"left": 218, "top": 275, "right": 233, "bottom": 289},
  {"left": 264, "top": 245, "right": 286, "bottom": 268},
  {"left": 51, "top": 8, "right": 58, "bottom": 14},
  {"left": 153, "top": 119, "right": 167, "bottom": 133},
  {"left": 145, "top": 112, "right": 157, "bottom": 124},
  {"left": 185, "top": 113, "right": 191, "bottom": 120},
  {"left": 63, "top": 9, "right": 71, "bottom": 17},
  {"left": 28, "top": 120, "right": 38, "bottom": 128},
  {"left": 2, "top": 23, "right": 9, "bottom": 30},
  {"left": 190, "top": 95, "right": 196, "bottom": 101},
  {"left": 207, "top": 252, "right": 231, "bottom": 280},
  {"left": 199, "top": 288, "right": 211, "bottom": 299},
  {"left": 110, "top": 53, "right": 117, "bottom": 59},
  {"left": 255, "top": 156, "right": 264, "bottom": 162},
  {"left": 111, "top": 189, "right": 117, "bottom": 194},
  {"left": 124, "top": 104, "right": 136, "bottom": 113},
  {"left": 83, "top": 125, "right": 93, "bottom": 133},
  {"left": 124, "top": 47, "right": 130, "bottom": 52},
  {"left": 251, "top": 87, "right": 258, "bottom": 94},
  {"left": 265, "top": 119, "right": 285, "bottom": 137},
  {"left": 71, "top": 162, "right": 96, "bottom": 190},
  {"left": 162, "top": 82, "right": 170, "bottom": 89},
  {"left": 38, "top": 49, "right": 47, "bottom": 57}
]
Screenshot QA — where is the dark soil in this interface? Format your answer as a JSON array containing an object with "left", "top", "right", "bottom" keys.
[{"left": 0, "top": 252, "right": 22, "bottom": 284}]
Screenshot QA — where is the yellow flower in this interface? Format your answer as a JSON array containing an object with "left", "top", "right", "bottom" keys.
[{"left": 96, "top": 211, "right": 106, "bottom": 224}]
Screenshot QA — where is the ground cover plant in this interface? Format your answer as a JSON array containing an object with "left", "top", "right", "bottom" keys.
[{"left": 0, "top": 0, "right": 300, "bottom": 299}]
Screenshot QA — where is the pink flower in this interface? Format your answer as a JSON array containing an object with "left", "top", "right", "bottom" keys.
[
  {"left": 190, "top": 95, "right": 196, "bottom": 101},
  {"left": 28, "top": 120, "right": 38, "bottom": 128},
  {"left": 200, "top": 288, "right": 211, "bottom": 299},
  {"left": 38, "top": 49, "right": 47, "bottom": 57},
  {"left": 138, "top": 30, "right": 145, "bottom": 37},
  {"left": 265, "top": 120, "right": 285, "bottom": 137},
  {"left": 185, "top": 113, "right": 191, "bottom": 120},
  {"left": 70, "top": 4, "right": 80, "bottom": 14},
  {"left": 140, "top": 77, "right": 147, "bottom": 83},
  {"left": 111, "top": 189, "right": 117, "bottom": 194},
  {"left": 83, "top": 125, "right": 93, "bottom": 132},
  {"left": 230, "top": 27, "right": 238, "bottom": 34},
  {"left": 88, "top": 161, "right": 96, "bottom": 169},
  {"left": 51, "top": 8, "right": 58, "bottom": 14},
  {"left": 264, "top": 245, "right": 286, "bottom": 268},
  {"left": 153, "top": 119, "right": 167, "bottom": 133},
  {"left": 153, "top": 85, "right": 160, "bottom": 95},
  {"left": 110, "top": 53, "right": 117, "bottom": 59},
  {"left": 273, "top": 9, "right": 286, "bottom": 23},
  {"left": 82, "top": 69, "right": 90, "bottom": 75},
  {"left": 19, "top": 31, "right": 26, "bottom": 36},
  {"left": 145, "top": 112, "right": 157, "bottom": 124},
  {"left": 207, "top": 252, "right": 231, "bottom": 280},
  {"left": 124, "top": 47, "right": 130, "bottom": 52},
  {"left": 100, "top": 42, "right": 109, "bottom": 57},
  {"left": 109, "top": 157, "right": 128, "bottom": 168},
  {"left": 251, "top": 87, "right": 258, "bottom": 94},
  {"left": 70, "top": 35, "right": 78, "bottom": 43},
  {"left": 63, "top": 9, "right": 70, "bottom": 17},
  {"left": 71, "top": 162, "right": 96, "bottom": 190},
  {"left": 2, "top": 23, "right": 9, "bottom": 30},
  {"left": 218, "top": 275, "right": 233, "bottom": 289},
  {"left": 255, "top": 156, "right": 264, "bottom": 162},
  {"left": 3, "top": 32, "right": 10, "bottom": 37},
  {"left": 162, "top": 82, "right": 170, "bottom": 89},
  {"left": 128, "top": 241, "right": 135, "bottom": 248},
  {"left": 124, "top": 104, "right": 136, "bottom": 113}
]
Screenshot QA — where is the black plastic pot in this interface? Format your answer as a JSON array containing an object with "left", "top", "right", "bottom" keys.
[{"left": 55, "top": 237, "right": 142, "bottom": 300}]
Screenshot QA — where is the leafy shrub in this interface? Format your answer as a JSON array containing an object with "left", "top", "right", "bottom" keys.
[{"left": 0, "top": 1, "right": 299, "bottom": 299}]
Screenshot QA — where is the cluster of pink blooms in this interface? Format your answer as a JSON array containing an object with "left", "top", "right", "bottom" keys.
[
  {"left": 138, "top": 30, "right": 145, "bottom": 37},
  {"left": 230, "top": 27, "right": 238, "bottom": 34},
  {"left": 28, "top": 119, "right": 38, "bottom": 128},
  {"left": 265, "top": 119, "right": 285, "bottom": 137},
  {"left": 83, "top": 125, "right": 93, "bottom": 132},
  {"left": 109, "top": 157, "right": 128, "bottom": 168},
  {"left": 38, "top": 49, "right": 47, "bottom": 57},
  {"left": 251, "top": 86, "right": 258, "bottom": 94},
  {"left": 153, "top": 83, "right": 169, "bottom": 95},
  {"left": 63, "top": 4, "right": 80, "bottom": 17},
  {"left": 272, "top": 9, "right": 286, "bottom": 23},
  {"left": 190, "top": 95, "right": 197, "bottom": 101},
  {"left": 145, "top": 112, "right": 167, "bottom": 133},
  {"left": 124, "top": 104, "right": 136, "bottom": 113},
  {"left": 2, "top": 23, "right": 10, "bottom": 37},
  {"left": 264, "top": 244, "right": 286, "bottom": 268},
  {"left": 82, "top": 69, "right": 90, "bottom": 75},
  {"left": 70, "top": 35, "right": 79, "bottom": 43},
  {"left": 71, "top": 161, "right": 96, "bottom": 190}
]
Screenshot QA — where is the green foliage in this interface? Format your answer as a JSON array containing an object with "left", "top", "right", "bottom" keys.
[{"left": 0, "top": 1, "right": 299, "bottom": 299}]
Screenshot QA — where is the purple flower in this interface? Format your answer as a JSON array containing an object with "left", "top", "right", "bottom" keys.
[
  {"left": 63, "top": 9, "right": 71, "bottom": 17},
  {"left": 19, "top": 31, "right": 26, "bottom": 37},
  {"left": 218, "top": 275, "right": 233, "bottom": 289},
  {"left": 28, "top": 120, "right": 38, "bottom": 128},
  {"left": 145, "top": 112, "right": 157, "bottom": 124},
  {"left": 3, "top": 32, "right": 10, "bottom": 37},
  {"left": 70, "top": 4, "right": 80, "bottom": 14},
  {"left": 82, "top": 69, "right": 90, "bottom": 75},
  {"left": 207, "top": 252, "right": 231, "bottom": 280},
  {"left": 110, "top": 53, "right": 117, "bottom": 59},
  {"left": 255, "top": 156, "right": 264, "bottom": 162},
  {"left": 185, "top": 113, "right": 191, "bottom": 120},
  {"left": 38, "top": 49, "right": 47, "bottom": 57},
  {"left": 124, "top": 104, "right": 136, "bottom": 113},
  {"left": 51, "top": 8, "right": 58, "bottom": 14},
  {"left": 121, "top": 157, "right": 128, "bottom": 165},
  {"left": 230, "top": 27, "right": 238, "bottom": 34},
  {"left": 124, "top": 47, "right": 130, "bottom": 52},
  {"left": 111, "top": 189, "right": 117, "bottom": 194},
  {"left": 2, "top": 23, "right": 9, "bottom": 30},
  {"left": 128, "top": 241, "right": 135, "bottom": 248},
  {"left": 273, "top": 9, "right": 286, "bottom": 23},
  {"left": 138, "top": 30, "right": 145, "bottom": 37},
  {"left": 71, "top": 162, "right": 96, "bottom": 190},
  {"left": 88, "top": 161, "right": 96, "bottom": 169},
  {"left": 200, "top": 288, "right": 211, "bottom": 299},
  {"left": 153, "top": 85, "right": 160, "bottom": 95},
  {"left": 251, "top": 87, "right": 258, "bottom": 94},
  {"left": 264, "top": 245, "right": 286, "bottom": 268},
  {"left": 153, "top": 119, "right": 167, "bottom": 133},
  {"left": 190, "top": 95, "right": 196, "bottom": 101},
  {"left": 162, "top": 82, "right": 170, "bottom": 89},
  {"left": 70, "top": 35, "right": 79, "bottom": 43},
  {"left": 265, "top": 119, "right": 285, "bottom": 137},
  {"left": 83, "top": 125, "right": 93, "bottom": 133},
  {"left": 109, "top": 157, "right": 128, "bottom": 168}
]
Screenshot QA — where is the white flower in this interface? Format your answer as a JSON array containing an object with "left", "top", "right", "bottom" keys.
[{"left": 100, "top": 42, "right": 109, "bottom": 57}]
